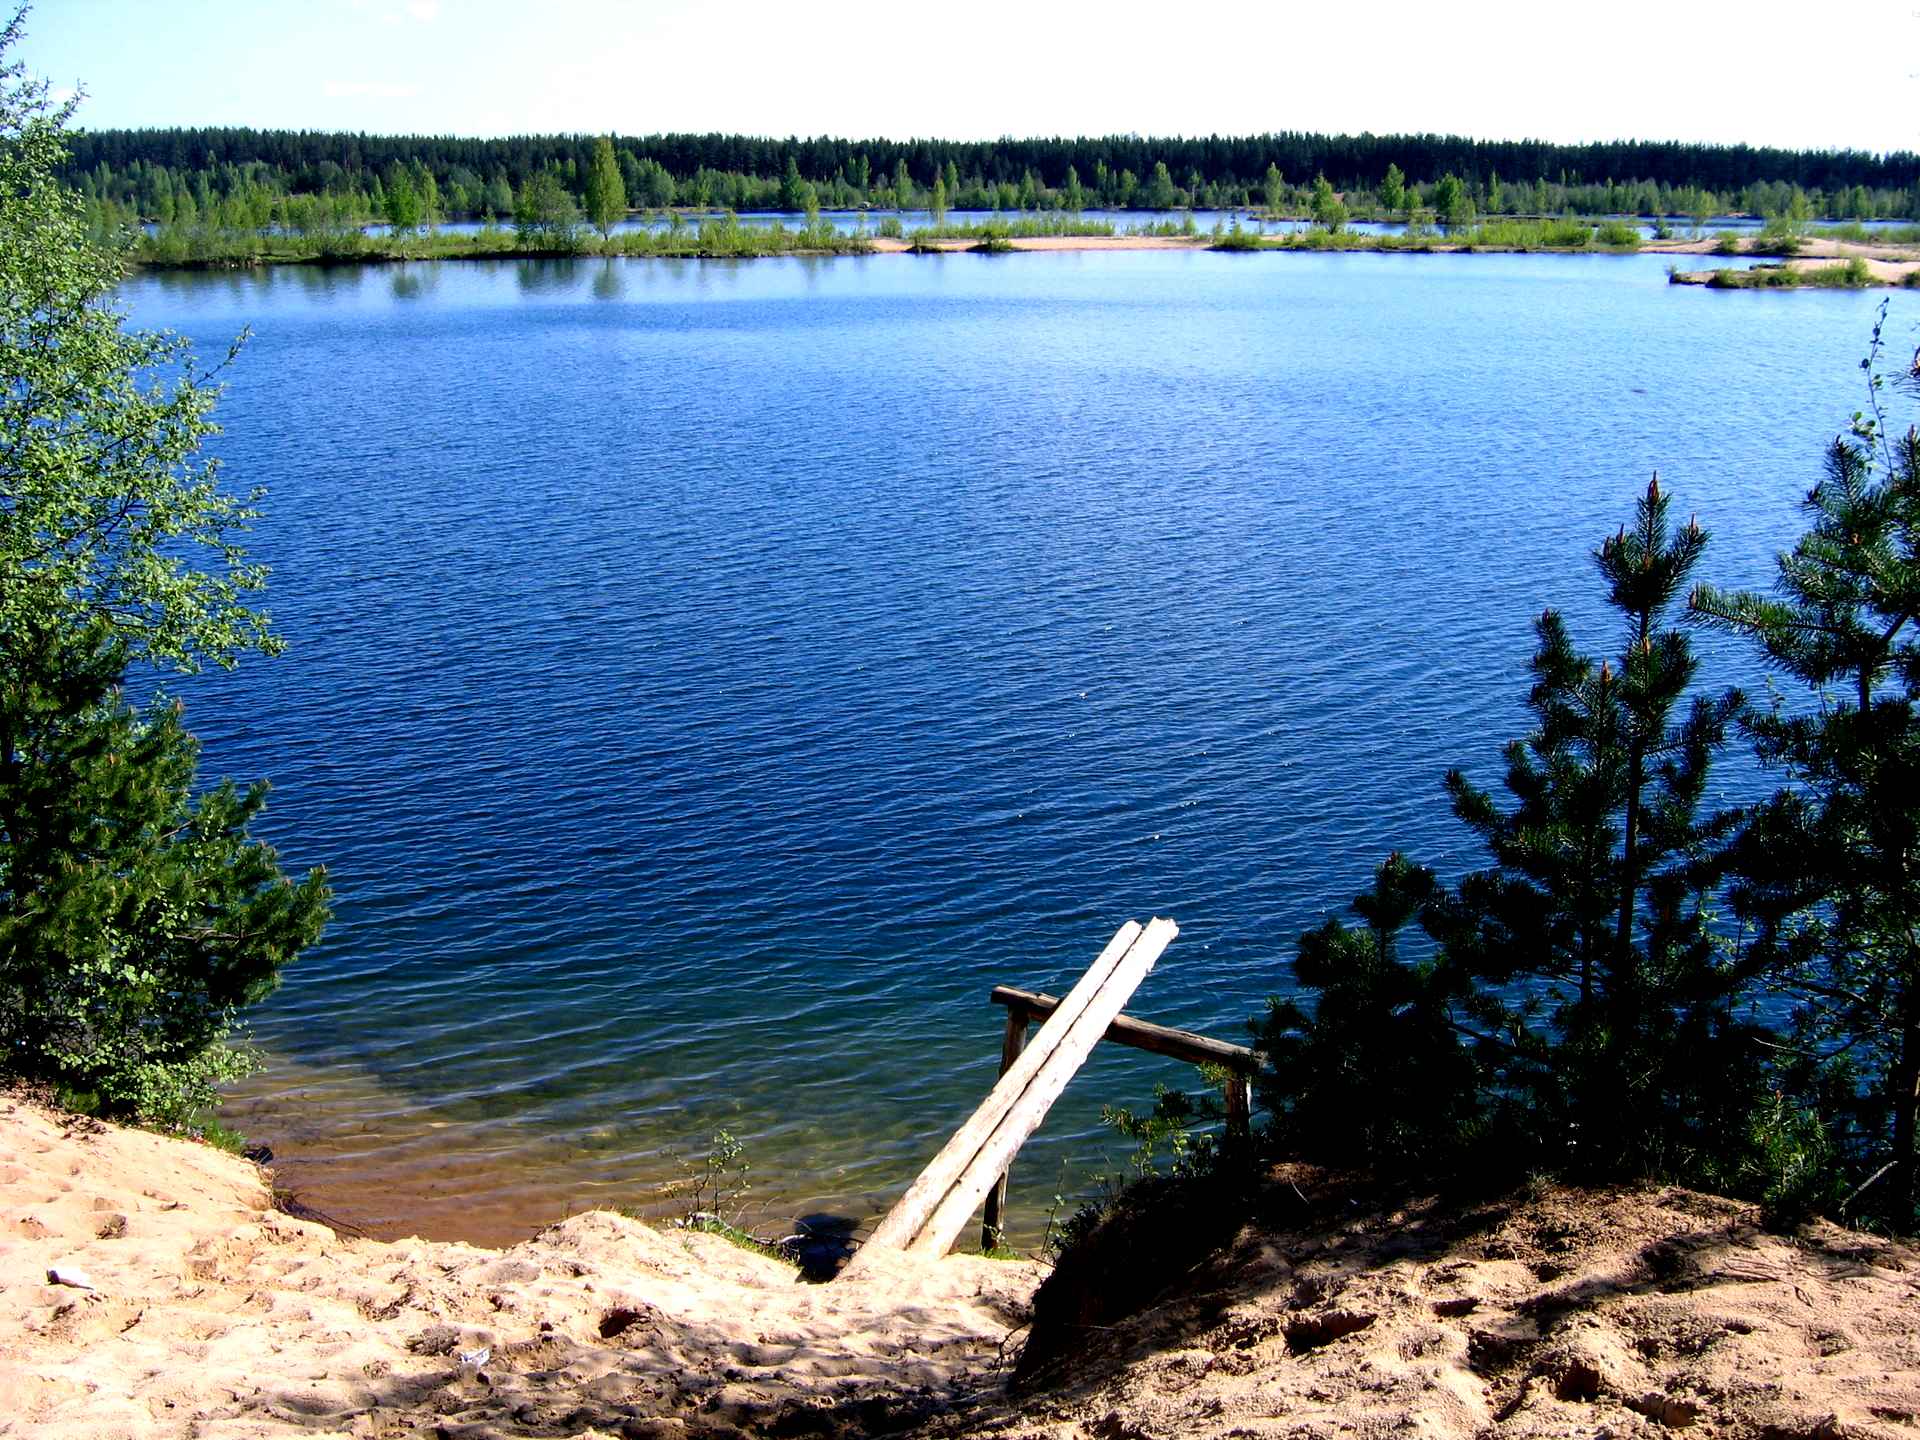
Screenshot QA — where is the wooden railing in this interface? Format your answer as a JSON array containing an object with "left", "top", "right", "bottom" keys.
[
  {"left": 842, "top": 919, "right": 1261, "bottom": 1275},
  {"left": 981, "top": 984, "right": 1254, "bottom": 1248}
]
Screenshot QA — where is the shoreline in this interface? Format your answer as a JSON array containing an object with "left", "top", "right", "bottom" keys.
[{"left": 127, "top": 231, "right": 1920, "bottom": 286}]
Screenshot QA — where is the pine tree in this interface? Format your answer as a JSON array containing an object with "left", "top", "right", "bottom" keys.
[
  {"left": 1255, "top": 854, "right": 1479, "bottom": 1169},
  {"left": 0, "top": 624, "right": 329, "bottom": 1122},
  {"left": 1144, "top": 161, "right": 1177, "bottom": 210},
  {"left": 1429, "top": 476, "right": 1752, "bottom": 1179},
  {"left": 1692, "top": 308, "right": 1920, "bottom": 1226},
  {"left": 779, "top": 154, "right": 807, "bottom": 213},
  {"left": 1257, "top": 483, "right": 1769, "bottom": 1192}
]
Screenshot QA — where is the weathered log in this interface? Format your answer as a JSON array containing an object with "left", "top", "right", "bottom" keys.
[
  {"left": 850, "top": 921, "right": 1144, "bottom": 1264},
  {"left": 990, "top": 986, "right": 1256, "bottom": 1073},
  {"left": 907, "top": 917, "right": 1178, "bottom": 1257}
]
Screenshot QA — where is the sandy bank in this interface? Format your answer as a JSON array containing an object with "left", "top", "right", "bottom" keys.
[
  {"left": 867, "top": 234, "right": 1205, "bottom": 252},
  {"left": 0, "top": 1095, "right": 1039, "bottom": 1438},
  {"left": 7, "top": 1093, "right": 1919, "bottom": 1439},
  {"left": 977, "top": 1172, "right": 1920, "bottom": 1440}
]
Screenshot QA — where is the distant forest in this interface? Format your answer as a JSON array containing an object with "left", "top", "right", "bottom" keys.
[{"left": 63, "top": 126, "right": 1920, "bottom": 222}]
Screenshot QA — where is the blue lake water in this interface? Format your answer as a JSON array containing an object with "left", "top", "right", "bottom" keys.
[{"left": 119, "top": 251, "right": 1913, "bottom": 1248}]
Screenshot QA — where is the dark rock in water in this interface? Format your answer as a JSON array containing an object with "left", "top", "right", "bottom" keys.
[{"left": 242, "top": 1143, "right": 274, "bottom": 1164}]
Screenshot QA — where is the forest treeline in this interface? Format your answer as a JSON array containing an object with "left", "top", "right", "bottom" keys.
[{"left": 63, "top": 125, "right": 1920, "bottom": 222}]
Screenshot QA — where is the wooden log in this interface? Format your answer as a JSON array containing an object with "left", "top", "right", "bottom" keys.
[
  {"left": 908, "top": 917, "right": 1178, "bottom": 1258},
  {"left": 990, "top": 986, "right": 1256, "bottom": 1073},
  {"left": 979, "top": 1008, "right": 1030, "bottom": 1251},
  {"left": 850, "top": 920, "right": 1144, "bottom": 1263}
]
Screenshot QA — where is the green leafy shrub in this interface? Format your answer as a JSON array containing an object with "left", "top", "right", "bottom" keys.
[
  {"left": 1210, "top": 223, "right": 1265, "bottom": 251},
  {"left": 1, "top": 21, "right": 331, "bottom": 1127}
]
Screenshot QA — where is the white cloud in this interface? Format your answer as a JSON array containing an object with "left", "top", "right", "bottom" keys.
[{"left": 406, "top": 0, "right": 441, "bottom": 20}]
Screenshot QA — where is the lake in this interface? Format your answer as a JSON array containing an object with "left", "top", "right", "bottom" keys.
[{"left": 120, "top": 250, "right": 1911, "bottom": 1249}]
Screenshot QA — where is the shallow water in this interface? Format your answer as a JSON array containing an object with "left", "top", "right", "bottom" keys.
[{"left": 121, "top": 251, "right": 1912, "bottom": 1248}]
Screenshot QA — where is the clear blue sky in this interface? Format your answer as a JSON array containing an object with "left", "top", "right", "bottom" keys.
[{"left": 22, "top": 0, "right": 1920, "bottom": 152}]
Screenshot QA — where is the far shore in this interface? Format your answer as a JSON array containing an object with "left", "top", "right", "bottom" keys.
[{"left": 126, "top": 230, "right": 1920, "bottom": 287}]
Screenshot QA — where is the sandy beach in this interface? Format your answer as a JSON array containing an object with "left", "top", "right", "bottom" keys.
[
  {"left": 7, "top": 1090, "right": 1920, "bottom": 1439},
  {"left": 864, "top": 231, "right": 1920, "bottom": 286}
]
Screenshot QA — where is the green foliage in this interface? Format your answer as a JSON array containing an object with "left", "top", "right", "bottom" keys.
[
  {"left": 1101, "top": 1080, "right": 1230, "bottom": 1180},
  {"left": 1705, "top": 258, "right": 1878, "bottom": 290},
  {"left": 513, "top": 169, "right": 582, "bottom": 250},
  {"left": 0, "top": 15, "right": 330, "bottom": 1128},
  {"left": 609, "top": 214, "right": 870, "bottom": 258},
  {"left": 675, "top": 1128, "right": 751, "bottom": 1226},
  {"left": 1692, "top": 307, "right": 1920, "bottom": 1227},
  {"left": 0, "top": 30, "right": 274, "bottom": 673},
  {"left": 193, "top": 1115, "right": 253, "bottom": 1155},
  {"left": 382, "top": 163, "right": 421, "bottom": 235},
  {"left": 1142, "top": 161, "right": 1178, "bottom": 210},
  {"left": 1309, "top": 174, "right": 1348, "bottom": 232},
  {"left": 1380, "top": 162, "right": 1406, "bottom": 214},
  {"left": 1256, "top": 854, "right": 1481, "bottom": 1169},
  {"left": 0, "top": 624, "right": 330, "bottom": 1125},
  {"left": 658, "top": 1129, "right": 798, "bottom": 1265},
  {"left": 1431, "top": 172, "right": 1474, "bottom": 230},
  {"left": 1713, "top": 230, "right": 1745, "bottom": 255},
  {"left": 583, "top": 136, "right": 627, "bottom": 238},
  {"left": 1757, "top": 190, "right": 1814, "bottom": 253},
  {"left": 1699, "top": 1089, "right": 1848, "bottom": 1230},
  {"left": 1261, "top": 482, "right": 1782, "bottom": 1199},
  {"left": 1463, "top": 218, "right": 1596, "bottom": 250},
  {"left": 1264, "top": 163, "right": 1286, "bottom": 214},
  {"left": 1433, "top": 477, "right": 1757, "bottom": 1181},
  {"left": 1707, "top": 264, "right": 1796, "bottom": 289},
  {"left": 913, "top": 215, "right": 1113, "bottom": 242},
  {"left": 1210, "top": 223, "right": 1265, "bottom": 251},
  {"left": 61, "top": 126, "right": 1920, "bottom": 229}
]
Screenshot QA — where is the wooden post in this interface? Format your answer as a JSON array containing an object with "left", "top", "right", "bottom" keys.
[
  {"left": 980, "top": 1007, "right": 1030, "bottom": 1251},
  {"left": 908, "top": 918, "right": 1178, "bottom": 1257},
  {"left": 1225, "top": 1073, "right": 1251, "bottom": 1143}
]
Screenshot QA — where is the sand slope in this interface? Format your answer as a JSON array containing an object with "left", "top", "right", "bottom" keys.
[
  {"left": 0, "top": 1095, "right": 1039, "bottom": 1438},
  {"left": 7, "top": 1094, "right": 1920, "bottom": 1440},
  {"left": 976, "top": 1173, "right": 1920, "bottom": 1440}
]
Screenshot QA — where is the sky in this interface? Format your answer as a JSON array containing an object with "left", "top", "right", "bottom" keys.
[{"left": 21, "top": 0, "right": 1920, "bottom": 154}]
